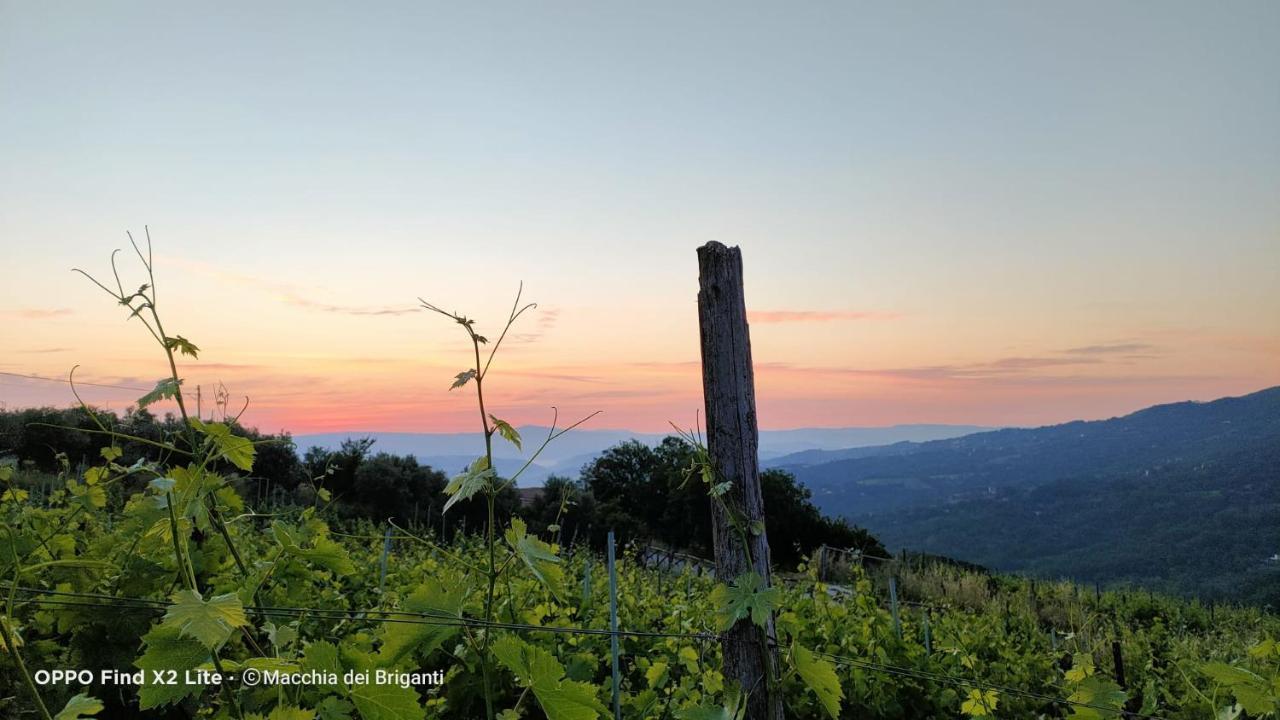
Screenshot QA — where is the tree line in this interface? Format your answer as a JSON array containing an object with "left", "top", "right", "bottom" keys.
[{"left": 0, "top": 407, "right": 885, "bottom": 567}]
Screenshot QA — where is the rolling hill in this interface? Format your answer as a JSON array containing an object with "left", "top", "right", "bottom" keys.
[{"left": 789, "top": 387, "right": 1280, "bottom": 601}]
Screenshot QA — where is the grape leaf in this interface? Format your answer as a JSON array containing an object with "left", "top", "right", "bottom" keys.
[
  {"left": 711, "top": 572, "right": 781, "bottom": 630},
  {"left": 442, "top": 457, "right": 495, "bottom": 514},
  {"left": 138, "top": 378, "right": 182, "bottom": 409},
  {"left": 375, "top": 578, "right": 466, "bottom": 667},
  {"left": 162, "top": 589, "right": 248, "bottom": 650},
  {"left": 164, "top": 335, "right": 201, "bottom": 359},
  {"left": 505, "top": 517, "right": 565, "bottom": 600},
  {"left": 450, "top": 369, "right": 477, "bottom": 390},
  {"left": 54, "top": 694, "right": 104, "bottom": 720},
  {"left": 493, "top": 635, "right": 608, "bottom": 720},
  {"left": 793, "top": 644, "right": 842, "bottom": 719},
  {"left": 135, "top": 625, "right": 209, "bottom": 708},
  {"left": 190, "top": 419, "right": 255, "bottom": 471},
  {"left": 350, "top": 681, "right": 424, "bottom": 720},
  {"left": 961, "top": 688, "right": 999, "bottom": 716},
  {"left": 489, "top": 415, "right": 522, "bottom": 450}
]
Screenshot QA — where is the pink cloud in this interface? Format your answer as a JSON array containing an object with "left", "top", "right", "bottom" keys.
[
  {"left": 747, "top": 310, "right": 900, "bottom": 324},
  {"left": 10, "top": 308, "right": 74, "bottom": 319}
]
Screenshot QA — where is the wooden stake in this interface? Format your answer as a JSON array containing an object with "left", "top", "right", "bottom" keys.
[
  {"left": 608, "top": 531, "right": 621, "bottom": 720},
  {"left": 696, "top": 242, "right": 783, "bottom": 720}
]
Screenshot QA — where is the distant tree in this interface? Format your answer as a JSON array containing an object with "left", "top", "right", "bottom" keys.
[
  {"left": 350, "top": 452, "right": 448, "bottom": 523},
  {"left": 523, "top": 475, "right": 597, "bottom": 548},
  {"left": 579, "top": 436, "right": 882, "bottom": 565}
]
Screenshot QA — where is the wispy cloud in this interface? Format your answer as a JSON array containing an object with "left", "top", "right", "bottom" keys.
[
  {"left": 16, "top": 347, "right": 71, "bottom": 354},
  {"left": 9, "top": 308, "right": 73, "bottom": 319},
  {"left": 283, "top": 294, "right": 421, "bottom": 317},
  {"left": 537, "top": 307, "right": 561, "bottom": 330},
  {"left": 755, "top": 355, "right": 1101, "bottom": 382},
  {"left": 1064, "top": 342, "right": 1156, "bottom": 355},
  {"left": 748, "top": 310, "right": 899, "bottom": 324},
  {"left": 167, "top": 258, "right": 420, "bottom": 317}
]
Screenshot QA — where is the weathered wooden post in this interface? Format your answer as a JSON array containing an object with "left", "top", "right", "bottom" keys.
[
  {"left": 696, "top": 242, "right": 784, "bottom": 720},
  {"left": 607, "top": 531, "right": 622, "bottom": 720},
  {"left": 889, "top": 576, "right": 902, "bottom": 639},
  {"left": 1111, "top": 640, "right": 1127, "bottom": 689}
]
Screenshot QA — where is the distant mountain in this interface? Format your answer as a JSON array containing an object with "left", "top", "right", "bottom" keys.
[
  {"left": 791, "top": 387, "right": 1280, "bottom": 602},
  {"left": 295, "top": 423, "right": 989, "bottom": 485}
]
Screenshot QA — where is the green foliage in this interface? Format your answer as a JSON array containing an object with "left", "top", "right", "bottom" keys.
[
  {"left": 505, "top": 516, "right": 565, "bottom": 600},
  {"left": 137, "top": 378, "right": 182, "bottom": 410},
  {"left": 489, "top": 416, "right": 521, "bottom": 450},
  {"left": 161, "top": 589, "right": 248, "bottom": 650},
  {"left": 792, "top": 644, "right": 842, "bottom": 718},
  {"left": 190, "top": 418, "right": 256, "bottom": 471},
  {"left": 492, "top": 635, "right": 609, "bottom": 720},
  {"left": 712, "top": 572, "right": 781, "bottom": 630},
  {"left": 134, "top": 625, "right": 210, "bottom": 708},
  {"left": 53, "top": 694, "right": 104, "bottom": 720},
  {"left": 442, "top": 457, "right": 495, "bottom": 515}
]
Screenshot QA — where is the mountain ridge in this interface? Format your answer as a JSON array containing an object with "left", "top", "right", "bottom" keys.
[{"left": 788, "top": 386, "right": 1280, "bottom": 601}]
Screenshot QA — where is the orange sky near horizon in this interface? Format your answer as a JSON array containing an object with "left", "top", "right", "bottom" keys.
[{"left": 3, "top": 242, "right": 1277, "bottom": 435}]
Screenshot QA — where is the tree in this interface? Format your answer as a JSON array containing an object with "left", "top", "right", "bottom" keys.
[
  {"left": 522, "top": 475, "right": 597, "bottom": 548},
  {"left": 351, "top": 452, "right": 448, "bottom": 523}
]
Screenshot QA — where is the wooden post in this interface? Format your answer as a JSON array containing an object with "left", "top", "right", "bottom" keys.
[
  {"left": 889, "top": 576, "right": 902, "bottom": 639},
  {"left": 923, "top": 610, "right": 932, "bottom": 655},
  {"left": 696, "top": 242, "right": 783, "bottom": 720},
  {"left": 1111, "top": 640, "right": 1126, "bottom": 689},
  {"left": 608, "top": 531, "right": 622, "bottom": 720},
  {"left": 378, "top": 524, "right": 393, "bottom": 594}
]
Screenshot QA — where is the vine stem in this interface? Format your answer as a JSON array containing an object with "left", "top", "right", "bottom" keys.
[
  {"left": 4, "top": 530, "right": 53, "bottom": 720},
  {"left": 0, "top": 614, "right": 52, "bottom": 720}
]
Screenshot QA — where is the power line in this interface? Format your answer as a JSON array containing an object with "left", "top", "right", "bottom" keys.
[{"left": 0, "top": 370, "right": 151, "bottom": 393}]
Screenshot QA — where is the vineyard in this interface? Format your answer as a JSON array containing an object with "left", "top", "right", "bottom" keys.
[{"left": 2, "top": 238, "right": 1279, "bottom": 720}]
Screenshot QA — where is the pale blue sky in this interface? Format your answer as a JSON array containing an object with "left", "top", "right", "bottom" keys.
[{"left": 2, "top": 1, "right": 1277, "bottom": 431}]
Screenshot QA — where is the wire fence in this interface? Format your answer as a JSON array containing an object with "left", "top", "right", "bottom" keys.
[{"left": 10, "top": 585, "right": 1174, "bottom": 720}]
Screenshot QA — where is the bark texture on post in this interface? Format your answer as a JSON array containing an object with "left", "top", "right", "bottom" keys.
[{"left": 696, "top": 241, "right": 783, "bottom": 720}]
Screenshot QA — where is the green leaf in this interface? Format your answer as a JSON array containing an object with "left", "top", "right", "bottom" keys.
[
  {"left": 489, "top": 415, "right": 522, "bottom": 450},
  {"left": 505, "top": 517, "right": 565, "bottom": 600},
  {"left": 374, "top": 578, "right": 466, "bottom": 667},
  {"left": 164, "top": 335, "right": 201, "bottom": 359},
  {"left": 138, "top": 378, "right": 182, "bottom": 409},
  {"left": 961, "top": 688, "right": 999, "bottom": 717},
  {"left": 711, "top": 572, "right": 781, "bottom": 630},
  {"left": 645, "top": 660, "right": 669, "bottom": 689},
  {"left": 302, "top": 641, "right": 344, "bottom": 691},
  {"left": 1203, "top": 662, "right": 1265, "bottom": 688},
  {"left": 316, "top": 697, "right": 357, "bottom": 720},
  {"left": 675, "top": 686, "right": 746, "bottom": 720},
  {"left": 161, "top": 589, "right": 249, "bottom": 650},
  {"left": 135, "top": 625, "right": 210, "bottom": 708},
  {"left": 493, "top": 635, "right": 609, "bottom": 720},
  {"left": 1066, "top": 676, "right": 1126, "bottom": 717},
  {"left": 793, "top": 645, "right": 842, "bottom": 719},
  {"left": 54, "top": 694, "right": 104, "bottom": 720},
  {"left": 349, "top": 681, "right": 424, "bottom": 720},
  {"left": 190, "top": 418, "right": 256, "bottom": 471},
  {"left": 442, "top": 457, "right": 495, "bottom": 514},
  {"left": 272, "top": 522, "right": 356, "bottom": 576},
  {"left": 450, "top": 369, "right": 477, "bottom": 390},
  {"left": 1233, "top": 683, "right": 1277, "bottom": 715},
  {"left": 2, "top": 487, "right": 29, "bottom": 503},
  {"left": 264, "top": 709, "right": 316, "bottom": 720}
]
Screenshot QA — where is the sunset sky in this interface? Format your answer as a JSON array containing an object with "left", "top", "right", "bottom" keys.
[{"left": 2, "top": 2, "right": 1278, "bottom": 434}]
